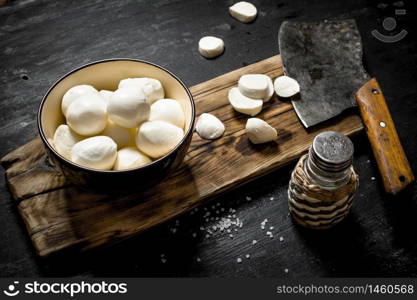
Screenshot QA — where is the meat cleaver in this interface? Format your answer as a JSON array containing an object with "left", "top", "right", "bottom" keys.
[{"left": 278, "top": 19, "right": 414, "bottom": 194}]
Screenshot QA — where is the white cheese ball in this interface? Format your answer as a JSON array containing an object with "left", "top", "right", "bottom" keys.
[
  {"left": 263, "top": 76, "right": 274, "bottom": 102},
  {"left": 136, "top": 120, "right": 184, "bottom": 158},
  {"left": 245, "top": 118, "right": 277, "bottom": 144},
  {"left": 66, "top": 93, "right": 107, "bottom": 136},
  {"left": 195, "top": 113, "right": 225, "bottom": 140},
  {"left": 99, "top": 90, "right": 113, "bottom": 106},
  {"left": 149, "top": 99, "right": 185, "bottom": 129},
  {"left": 71, "top": 136, "right": 117, "bottom": 170},
  {"left": 273, "top": 75, "right": 300, "bottom": 98},
  {"left": 228, "top": 87, "right": 263, "bottom": 116},
  {"left": 61, "top": 85, "right": 98, "bottom": 116},
  {"left": 238, "top": 74, "right": 268, "bottom": 99},
  {"left": 113, "top": 147, "right": 152, "bottom": 170},
  {"left": 53, "top": 124, "right": 83, "bottom": 159},
  {"left": 229, "top": 1, "right": 257, "bottom": 23},
  {"left": 107, "top": 87, "right": 150, "bottom": 128},
  {"left": 118, "top": 78, "right": 164, "bottom": 105},
  {"left": 198, "top": 36, "right": 225, "bottom": 59},
  {"left": 101, "top": 120, "right": 134, "bottom": 149}
]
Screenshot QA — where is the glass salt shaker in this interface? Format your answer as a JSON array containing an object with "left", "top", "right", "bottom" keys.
[{"left": 288, "top": 131, "right": 359, "bottom": 229}]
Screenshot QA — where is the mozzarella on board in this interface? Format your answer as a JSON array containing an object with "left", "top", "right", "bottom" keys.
[
  {"left": 245, "top": 118, "right": 277, "bottom": 144},
  {"left": 228, "top": 87, "right": 263, "bottom": 116},
  {"left": 195, "top": 113, "right": 225, "bottom": 140}
]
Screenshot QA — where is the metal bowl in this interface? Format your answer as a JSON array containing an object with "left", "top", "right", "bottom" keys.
[{"left": 38, "top": 59, "right": 195, "bottom": 192}]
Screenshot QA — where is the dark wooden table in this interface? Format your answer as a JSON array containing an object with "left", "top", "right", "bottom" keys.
[{"left": 1, "top": 0, "right": 416, "bottom": 277}]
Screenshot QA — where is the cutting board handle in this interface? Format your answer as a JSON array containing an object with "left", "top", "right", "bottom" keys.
[{"left": 355, "top": 78, "right": 414, "bottom": 194}]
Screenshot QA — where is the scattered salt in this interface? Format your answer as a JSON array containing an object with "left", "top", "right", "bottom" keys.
[
  {"left": 237, "top": 258, "right": 242, "bottom": 263},
  {"left": 245, "top": 254, "right": 250, "bottom": 259}
]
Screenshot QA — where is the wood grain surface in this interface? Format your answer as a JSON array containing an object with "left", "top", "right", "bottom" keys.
[
  {"left": 1, "top": 55, "right": 363, "bottom": 257},
  {"left": 356, "top": 78, "right": 414, "bottom": 194}
]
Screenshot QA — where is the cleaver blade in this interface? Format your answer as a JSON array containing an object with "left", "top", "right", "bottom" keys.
[{"left": 278, "top": 19, "right": 370, "bottom": 128}]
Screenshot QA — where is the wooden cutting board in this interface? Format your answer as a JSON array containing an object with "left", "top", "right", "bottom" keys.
[{"left": 1, "top": 55, "right": 363, "bottom": 257}]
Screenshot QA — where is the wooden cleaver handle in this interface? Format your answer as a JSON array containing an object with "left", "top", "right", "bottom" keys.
[{"left": 355, "top": 78, "right": 414, "bottom": 194}]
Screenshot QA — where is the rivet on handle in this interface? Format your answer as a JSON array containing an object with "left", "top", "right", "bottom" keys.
[
  {"left": 379, "top": 121, "right": 386, "bottom": 127},
  {"left": 372, "top": 89, "right": 379, "bottom": 94}
]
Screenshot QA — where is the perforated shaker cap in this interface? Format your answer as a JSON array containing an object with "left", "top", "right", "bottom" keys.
[{"left": 309, "top": 131, "right": 354, "bottom": 173}]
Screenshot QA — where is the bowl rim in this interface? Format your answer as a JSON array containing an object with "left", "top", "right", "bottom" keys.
[{"left": 37, "top": 58, "right": 196, "bottom": 174}]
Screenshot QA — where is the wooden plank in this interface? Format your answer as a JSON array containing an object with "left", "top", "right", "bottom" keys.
[{"left": 1, "top": 55, "right": 364, "bottom": 256}]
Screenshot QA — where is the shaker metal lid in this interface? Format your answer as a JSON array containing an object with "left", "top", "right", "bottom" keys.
[{"left": 310, "top": 131, "right": 354, "bottom": 172}]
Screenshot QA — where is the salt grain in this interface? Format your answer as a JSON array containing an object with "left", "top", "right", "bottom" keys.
[
  {"left": 284, "top": 268, "right": 289, "bottom": 273},
  {"left": 371, "top": 177, "right": 376, "bottom": 181},
  {"left": 270, "top": 197, "right": 274, "bottom": 201},
  {"left": 237, "top": 258, "right": 242, "bottom": 263},
  {"left": 246, "top": 196, "right": 252, "bottom": 201},
  {"left": 252, "top": 240, "right": 257, "bottom": 245},
  {"left": 245, "top": 254, "right": 250, "bottom": 259},
  {"left": 161, "top": 258, "right": 167, "bottom": 264},
  {"left": 279, "top": 236, "right": 284, "bottom": 242},
  {"left": 196, "top": 257, "right": 201, "bottom": 262}
]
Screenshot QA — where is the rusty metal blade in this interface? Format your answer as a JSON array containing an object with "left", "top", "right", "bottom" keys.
[{"left": 278, "top": 19, "right": 370, "bottom": 128}]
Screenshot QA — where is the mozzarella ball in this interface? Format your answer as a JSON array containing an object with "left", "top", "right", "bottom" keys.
[
  {"left": 61, "top": 85, "right": 98, "bottom": 116},
  {"left": 66, "top": 93, "right": 107, "bottom": 136},
  {"left": 113, "top": 147, "right": 152, "bottom": 170},
  {"left": 273, "top": 75, "right": 300, "bottom": 98},
  {"left": 229, "top": 1, "right": 257, "bottom": 23},
  {"left": 71, "top": 136, "right": 117, "bottom": 170},
  {"left": 107, "top": 87, "right": 150, "bottom": 128},
  {"left": 238, "top": 74, "right": 268, "bottom": 99},
  {"left": 228, "top": 87, "right": 263, "bottom": 116},
  {"left": 245, "top": 118, "right": 277, "bottom": 144},
  {"left": 118, "top": 78, "right": 164, "bottom": 105},
  {"left": 136, "top": 121, "right": 184, "bottom": 158},
  {"left": 149, "top": 99, "right": 185, "bottom": 129},
  {"left": 263, "top": 76, "right": 274, "bottom": 101},
  {"left": 195, "top": 113, "right": 225, "bottom": 140},
  {"left": 198, "top": 36, "right": 225, "bottom": 59},
  {"left": 53, "top": 124, "right": 83, "bottom": 159},
  {"left": 101, "top": 120, "right": 134, "bottom": 149},
  {"left": 99, "top": 90, "right": 113, "bottom": 106}
]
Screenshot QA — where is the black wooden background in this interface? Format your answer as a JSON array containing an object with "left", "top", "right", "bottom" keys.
[{"left": 0, "top": 0, "right": 416, "bottom": 277}]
